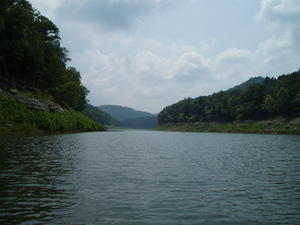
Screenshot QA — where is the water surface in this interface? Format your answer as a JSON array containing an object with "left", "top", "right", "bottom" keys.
[{"left": 0, "top": 131, "right": 300, "bottom": 224}]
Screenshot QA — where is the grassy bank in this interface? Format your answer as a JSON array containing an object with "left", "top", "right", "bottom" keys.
[
  {"left": 155, "top": 120, "right": 300, "bottom": 135},
  {"left": 0, "top": 96, "right": 105, "bottom": 135}
]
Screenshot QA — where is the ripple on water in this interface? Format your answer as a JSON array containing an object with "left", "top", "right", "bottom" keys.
[{"left": 0, "top": 131, "right": 300, "bottom": 225}]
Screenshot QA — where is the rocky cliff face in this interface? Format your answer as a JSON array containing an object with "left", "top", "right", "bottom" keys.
[{"left": 1, "top": 88, "right": 66, "bottom": 113}]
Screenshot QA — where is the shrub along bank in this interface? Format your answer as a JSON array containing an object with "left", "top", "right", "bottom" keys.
[
  {"left": 0, "top": 96, "right": 105, "bottom": 135},
  {"left": 155, "top": 119, "right": 300, "bottom": 135}
]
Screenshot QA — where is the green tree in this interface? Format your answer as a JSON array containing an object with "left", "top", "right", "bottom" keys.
[
  {"left": 0, "top": 0, "right": 90, "bottom": 111},
  {"left": 292, "top": 92, "right": 300, "bottom": 112},
  {"left": 262, "top": 95, "right": 278, "bottom": 116},
  {"left": 54, "top": 82, "right": 89, "bottom": 111},
  {"left": 158, "top": 70, "right": 300, "bottom": 124},
  {"left": 276, "top": 87, "right": 290, "bottom": 115}
]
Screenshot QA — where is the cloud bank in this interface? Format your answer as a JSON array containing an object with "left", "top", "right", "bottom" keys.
[
  {"left": 34, "top": 0, "right": 176, "bottom": 30},
  {"left": 29, "top": 0, "right": 300, "bottom": 113}
]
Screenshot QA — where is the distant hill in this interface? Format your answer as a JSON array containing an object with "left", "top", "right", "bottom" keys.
[
  {"left": 227, "top": 76, "right": 265, "bottom": 92},
  {"left": 99, "top": 105, "right": 157, "bottom": 129},
  {"left": 99, "top": 105, "right": 153, "bottom": 121},
  {"left": 83, "top": 104, "right": 119, "bottom": 126}
]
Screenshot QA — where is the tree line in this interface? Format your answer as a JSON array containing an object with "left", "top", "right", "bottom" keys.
[
  {"left": 0, "top": 0, "right": 88, "bottom": 110},
  {"left": 158, "top": 70, "right": 300, "bottom": 124}
]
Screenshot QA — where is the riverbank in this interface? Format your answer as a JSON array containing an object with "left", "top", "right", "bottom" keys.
[
  {"left": 155, "top": 118, "right": 300, "bottom": 135},
  {"left": 0, "top": 95, "right": 105, "bottom": 135}
]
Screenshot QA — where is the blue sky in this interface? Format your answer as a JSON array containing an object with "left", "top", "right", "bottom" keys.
[{"left": 29, "top": 0, "right": 300, "bottom": 113}]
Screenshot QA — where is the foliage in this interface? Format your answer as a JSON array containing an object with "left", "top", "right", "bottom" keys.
[
  {"left": 0, "top": 96, "right": 105, "bottom": 134},
  {"left": 53, "top": 81, "right": 89, "bottom": 111},
  {"left": 155, "top": 121, "right": 300, "bottom": 135},
  {"left": 0, "top": 0, "right": 88, "bottom": 110},
  {"left": 82, "top": 104, "right": 120, "bottom": 126},
  {"left": 19, "top": 89, "right": 54, "bottom": 102},
  {"left": 158, "top": 70, "right": 300, "bottom": 124},
  {"left": 227, "top": 76, "right": 265, "bottom": 92}
]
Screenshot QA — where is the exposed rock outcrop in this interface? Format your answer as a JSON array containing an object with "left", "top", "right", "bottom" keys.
[{"left": 7, "top": 89, "right": 66, "bottom": 113}]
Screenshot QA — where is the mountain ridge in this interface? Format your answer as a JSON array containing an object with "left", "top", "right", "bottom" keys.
[
  {"left": 99, "top": 105, "right": 157, "bottom": 129},
  {"left": 227, "top": 76, "right": 265, "bottom": 92},
  {"left": 99, "top": 105, "right": 153, "bottom": 121}
]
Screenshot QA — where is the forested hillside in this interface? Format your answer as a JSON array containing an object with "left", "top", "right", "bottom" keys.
[
  {"left": 0, "top": 0, "right": 88, "bottom": 111},
  {"left": 158, "top": 70, "right": 300, "bottom": 124},
  {"left": 0, "top": 0, "right": 105, "bottom": 133},
  {"left": 227, "top": 77, "right": 264, "bottom": 92}
]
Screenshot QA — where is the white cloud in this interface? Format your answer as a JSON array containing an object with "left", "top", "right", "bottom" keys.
[
  {"left": 55, "top": 0, "right": 177, "bottom": 30},
  {"left": 172, "top": 52, "right": 211, "bottom": 81},
  {"left": 257, "top": 0, "right": 300, "bottom": 46},
  {"left": 215, "top": 49, "right": 251, "bottom": 66},
  {"left": 28, "top": 0, "right": 300, "bottom": 113},
  {"left": 73, "top": 27, "right": 299, "bottom": 112},
  {"left": 257, "top": 0, "right": 300, "bottom": 21},
  {"left": 29, "top": 0, "right": 62, "bottom": 18}
]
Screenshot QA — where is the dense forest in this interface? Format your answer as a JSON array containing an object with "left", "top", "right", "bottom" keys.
[
  {"left": 0, "top": 0, "right": 107, "bottom": 133},
  {"left": 0, "top": 0, "right": 88, "bottom": 111},
  {"left": 158, "top": 70, "right": 300, "bottom": 124}
]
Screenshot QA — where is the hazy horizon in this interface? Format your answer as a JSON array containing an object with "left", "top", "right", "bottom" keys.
[{"left": 29, "top": 0, "right": 300, "bottom": 113}]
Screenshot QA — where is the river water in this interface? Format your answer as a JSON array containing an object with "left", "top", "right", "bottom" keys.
[{"left": 0, "top": 131, "right": 299, "bottom": 225}]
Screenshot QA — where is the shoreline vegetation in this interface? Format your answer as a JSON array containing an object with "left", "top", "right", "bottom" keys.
[
  {"left": 154, "top": 118, "right": 300, "bottom": 135},
  {"left": 0, "top": 95, "right": 105, "bottom": 135},
  {"left": 157, "top": 70, "right": 300, "bottom": 135}
]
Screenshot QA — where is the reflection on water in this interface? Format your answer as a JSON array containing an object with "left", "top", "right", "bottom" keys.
[
  {"left": 0, "top": 131, "right": 300, "bottom": 225},
  {"left": 0, "top": 135, "right": 78, "bottom": 224}
]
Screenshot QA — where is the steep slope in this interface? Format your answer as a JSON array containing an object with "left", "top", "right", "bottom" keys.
[
  {"left": 0, "top": 0, "right": 104, "bottom": 133},
  {"left": 227, "top": 77, "right": 265, "bottom": 92}
]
